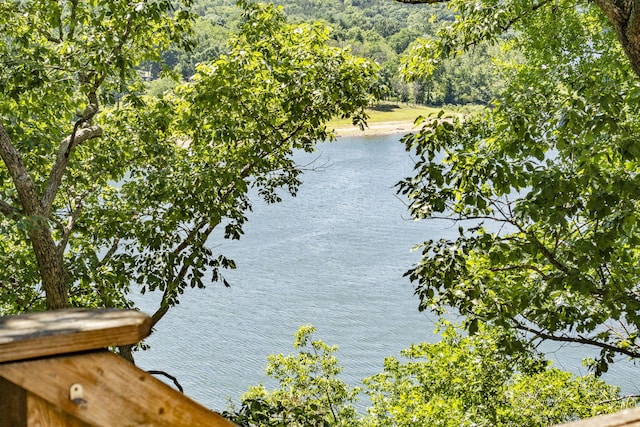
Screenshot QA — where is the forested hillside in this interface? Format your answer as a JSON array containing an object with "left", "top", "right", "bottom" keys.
[{"left": 149, "top": 0, "right": 503, "bottom": 105}]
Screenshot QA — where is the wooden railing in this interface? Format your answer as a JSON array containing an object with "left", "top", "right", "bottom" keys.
[
  {"left": 0, "top": 309, "right": 237, "bottom": 427},
  {"left": 555, "top": 408, "right": 640, "bottom": 427},
  {"left": 1, "top": 308, "right": 638, "bottom": 426}
]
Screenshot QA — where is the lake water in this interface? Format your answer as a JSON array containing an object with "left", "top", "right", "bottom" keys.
[{"left": 133, "top": 134, "right": 638, "bottom": 411}]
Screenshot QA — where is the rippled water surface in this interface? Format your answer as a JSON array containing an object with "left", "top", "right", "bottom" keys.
[{"left": 134, "top": 135, "right": 637, "bottom": 411}]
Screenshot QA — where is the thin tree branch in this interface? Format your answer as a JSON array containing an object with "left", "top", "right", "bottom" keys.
[
  {"left": 150, "top": 222, "right": 216, "bottom": 328},
  {"left": 311, "top": 345, "right": 339, "bottom": 423},
  {"left": 0, "top": 123, "right": 41, "bottom": 216},
  {"left": 496, "top": 0, "right": 555, "bottom": 33},
  {"left": 599, "top": 394, "right": 640, "bottom": 404},
  {"left": 504, "top": 213, "right": 575, "bottom": 276},
  {"left": 67, "top": 0, "right": 79, "bottom": 41},
  {"left": 147, "top": 370, "right": 184, "bottom": 393},
  {"left": 150, "top": 122, "right": 311, "bottom": 329},
  {"left": 512, "top": 318, "right": 640, "bottom": 359},
  {"left": 99, "top": 238, "right": 121, "bottom": 266},
  {"left": 40, "top": 4, "right": 142, "bottom": 218},
  {"left": 394, "top": 0, "right": 554, "bottom": 53},
  {"left": 57, "top": 190, "right": 90, "bottom": 255},
  {"left": 0, "top": 199, "right": 21, "bottom": 217},
  {"left": 41, "top": 124, "right": 102, "bottom": 216},
  {"left": 489, "top": 263, "right": 551, "bottom": 279}
]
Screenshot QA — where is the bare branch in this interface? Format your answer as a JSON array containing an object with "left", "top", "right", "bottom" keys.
[
  {"left": 0, "top": 123, "right": 41, "bottom": 215},
  {"left": 150, "top": 123, "right": 311, "bottom": 328},
  {"left": 0, "top": 199, "right": 21, "bottom": 217},
  {"left": 429, "top": 212, "right": 518, "bottom": 226},
  {"left": 67, "top": 0, "right": 79, "bottom": 41},
  {"left": 41, "top": 125, "right": 102, "bottom": 215},
  {"left": 489, "top": 263, "right": 551, "bottom": 279},
  {"left": 512, "top": 318, "right": 640, "bottom": 359},
  {"left": 599, "top": 394, "right": 640, "bottom": 404},
  {"left": 57, "top": 190, "right": 91, "bottom": 255},
  {"left": 147, "top": 370, "right": 184, "bottom": 393},
  {"left": 99, "top": 238, "right": 121, "bottom": 266}
]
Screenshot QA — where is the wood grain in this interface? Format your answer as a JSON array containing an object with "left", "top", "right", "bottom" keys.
[
  {"left": 0, "top": 375, "right": 26, "bottom": 427},
  {"left": 555, "top": 408, "right": 640, "bottom": 426},
  {"left": 0, "top": 309, "right": 151, "bottom": 363},
  {"left": 0, "top": 351, "right": 237, "bottom": 427},
  {"left": 26, "top": 393, "right": 92, "bottom": 427}
]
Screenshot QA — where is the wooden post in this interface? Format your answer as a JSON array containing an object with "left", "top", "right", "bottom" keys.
[{"left": 0, "top": 309, "right": 237, "bottom": 427}]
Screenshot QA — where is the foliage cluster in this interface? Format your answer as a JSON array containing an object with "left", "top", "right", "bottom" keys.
[
  {"left": 225, "top": 325, "right": 636, "bottom": 426},
  {"left": 0, "top": 0, "right": 381, "bottom": 334},
  {"left": 151, "top": 0, "right": 505, "bottom": 106},
  {"left": 398, "top": 0, "right": 640, "bottom": 373},
  {"left": 226, "top": 325, "right": 361, "bottom": 427},
  {"left": 4, "top": 0, "right": 640, "bottom": 423}
]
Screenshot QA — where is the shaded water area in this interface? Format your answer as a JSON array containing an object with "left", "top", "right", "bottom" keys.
[{"left": 134, "top": 135, "right": 638, "bottom": 411}]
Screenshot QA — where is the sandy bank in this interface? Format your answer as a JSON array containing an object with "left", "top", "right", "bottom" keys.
[{"left": 332, "top": 120, "right": 418, "bottom": 138}]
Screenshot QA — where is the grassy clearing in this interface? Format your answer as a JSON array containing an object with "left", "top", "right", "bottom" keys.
[
  {"left": 327, "top": 102, "right": 486, "bottom": 137},
  {"left": 329, "top": 102, "right": 485, "bottom": 127},
  {"left": 329, "top": 102, "right": 441, "bottom": 127}
]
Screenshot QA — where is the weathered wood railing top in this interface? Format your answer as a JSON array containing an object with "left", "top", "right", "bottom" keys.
[
  {"left": 2, "top": 309, "right": 637, "bottom": 426},
  {"left": 0, "top": 309, "right": 237, "bottom": 427},
  {"left": 555, "top": 408, "right": 640, "bottom": 427},
  {"left": 0, "top": 308, "right": 151, "bottom": 363}
]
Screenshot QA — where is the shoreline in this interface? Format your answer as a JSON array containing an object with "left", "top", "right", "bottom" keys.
[{"left": 331, "top": 120, "right": 418, "bottom": 138}]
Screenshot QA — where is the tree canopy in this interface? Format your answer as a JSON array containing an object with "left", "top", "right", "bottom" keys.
[
  {"left": 227, "top": 325, "right": 361, "bottom": 427},
  {"left": 0, "top": 0, "right": 381, "bottom": 340},
  {"left": 225, "top": 324, "right": 636, "bottom": 426},
  {"left": 398, "top": 0, "right": 640, "bottom": 372},
  {"left": 363, "top": 324, "right": 634, "bottom": 426},
  {"left": 150, "top": 0, "right": 505, "bottom": 106}
]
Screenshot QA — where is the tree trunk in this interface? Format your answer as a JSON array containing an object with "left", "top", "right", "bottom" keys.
[
  {"left": 117, "top": 344, "right": 136, "bottom": 364},
  {"left": 29, "top": 225, "right": 69, "bottom": 310},
  {"left": 594, "top": 0, "right": 640, "bottom": 79},
  {"left": 0, "top": 124, "right": 69, "bottom": 310}
]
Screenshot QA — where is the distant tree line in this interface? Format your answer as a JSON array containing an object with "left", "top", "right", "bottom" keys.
[{"left": 146, "top": 0, "right": 506, "bottom": 106}]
